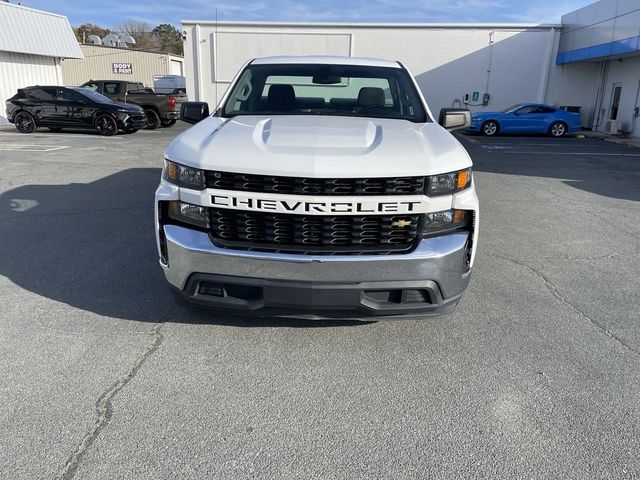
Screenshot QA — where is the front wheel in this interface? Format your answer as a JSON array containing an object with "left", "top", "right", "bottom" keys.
[
  {"left": 95, "top": 114, "right": 118, "bottom": 136},
  {"left": 481, "top": 120, "right": 499, "bottom": 136},
  {"left": 161, "top": 119, "right": 176, "bottom": 128},
  {"left": 14, "top": 111, "right": 36, "bottom": 133},
  {"left": 549, "top": 121, "right": 567, "bottom": 137},
  {"left": 144, "top": 109, "right": 161, "bottom": 130}
]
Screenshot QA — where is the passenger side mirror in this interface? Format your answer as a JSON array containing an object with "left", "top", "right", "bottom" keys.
[
  {"left": 438, "top": 108, "right": 471, "bottom": 131},
  {"left": 180, "top": 102, "right": 210, "bottom": 124}
]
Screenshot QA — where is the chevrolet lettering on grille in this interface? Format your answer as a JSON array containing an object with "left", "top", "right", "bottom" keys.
[{"left": 204, "top": 190, "right": 440, "bottom": 215}]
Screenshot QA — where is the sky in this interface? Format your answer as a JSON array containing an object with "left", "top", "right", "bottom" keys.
[{"left": 19, "top": 0, "right": 596, "bottom": 28}]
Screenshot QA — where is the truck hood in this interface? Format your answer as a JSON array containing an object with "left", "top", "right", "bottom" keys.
[{"left": 165, "top": 115, "right": 472, "bottom": 177}]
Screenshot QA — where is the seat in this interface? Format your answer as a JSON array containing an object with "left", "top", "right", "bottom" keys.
[
  {"left": 267, "top": 84, "right": 296, "bottom": 111},
  {"left": 357, "top": 87, "right": 385, "bottom": 108}
]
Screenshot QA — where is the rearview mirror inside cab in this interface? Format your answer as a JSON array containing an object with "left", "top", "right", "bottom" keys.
[
  {"left": 438, "top": 108, "right": 471, "bottom": 131},
  {"left": 180, "top": 102, "right": 210, "bottom": 124}
]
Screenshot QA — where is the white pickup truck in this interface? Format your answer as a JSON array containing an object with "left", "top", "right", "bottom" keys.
[{"left": 155, "top": 56, "right": 478, "bottom": 320}]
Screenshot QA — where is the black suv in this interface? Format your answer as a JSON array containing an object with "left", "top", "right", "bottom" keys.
[{"left": 6, "top": 86, "right": 147, "bottom": 136}]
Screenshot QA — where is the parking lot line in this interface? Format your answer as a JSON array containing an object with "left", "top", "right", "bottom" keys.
[
  {"left": 477, "top": 142, "right": 597, "bottom": 147},
  {"left": 0, "top": 132, "right": 123, "bottom": 140},
  {"left": 0, "top": 144, "right": 69, "bottom": 152},
  {"left": 489, "top": 150, "right": 640, "bottom": 156}
]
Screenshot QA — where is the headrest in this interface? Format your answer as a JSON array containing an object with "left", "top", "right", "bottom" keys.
[
  {"left": 357, "top": 87, "right": 385, "bottom": 107},
  {"left": 267, "top": 84, "right": 296, "bottom": 111}
]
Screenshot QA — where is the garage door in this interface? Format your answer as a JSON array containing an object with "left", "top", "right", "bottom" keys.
[
  {"left": 215, "top": 32, "right": 352, "bottom": 83},
  {"left": 170, "top": 59, "right": 183, "bottom": 76},
  {"left": 0, "top": 51, "right": 60, "bottom": 124}
]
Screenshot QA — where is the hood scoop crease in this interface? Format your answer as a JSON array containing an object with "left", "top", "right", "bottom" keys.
[{"left": 252, "top": 117, "right": 382, "bottom": 155}]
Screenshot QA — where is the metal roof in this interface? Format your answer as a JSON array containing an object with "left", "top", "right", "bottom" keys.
[
  {"left": 0, "top": 2, "right": 83, "bottom": 59},
  {"left": 182, "top": 20, "right": 561, "bottom": 30},
  {"left": 250, "top": 55, "right": 401, "bottom": 68}
]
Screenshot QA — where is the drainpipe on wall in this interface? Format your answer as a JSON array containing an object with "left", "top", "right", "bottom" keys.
[
  {"left": 194, "top": 24, "right": 203, "bottom": 102},
  {"left": 484, "top": 31, "right": 495, "bottom": 99}
]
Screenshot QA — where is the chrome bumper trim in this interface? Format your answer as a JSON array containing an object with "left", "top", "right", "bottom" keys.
[{"left": 161, "top": 225, "right": 471, "bottom": 299}]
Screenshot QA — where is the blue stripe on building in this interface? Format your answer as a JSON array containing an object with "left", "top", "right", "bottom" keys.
[{"left": 556, "top": 35, "right": 640, "bottom": 64}]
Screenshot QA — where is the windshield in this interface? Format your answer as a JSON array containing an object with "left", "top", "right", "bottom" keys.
[
  {"left": 221, "top": 63, "right": 429, "bottom": 123},
  {"left": 503, "top": 104, "right": 523, "bottom": 113},
  {"left": 73, "top": 87, "right": 114, "bottom": 104}
]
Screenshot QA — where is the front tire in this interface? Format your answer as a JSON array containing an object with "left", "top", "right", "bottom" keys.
[
  {"left": 481, "top": 120, "right": 499, "bottom": 136},
  {"left": 549, "top": 121, "right": 567, "bottom": 137},
  {"left": 144, "top": 109, "right": 161, "bottom": 130},
  {"left": 14, "top": 111, "right": 36, "bottom": 133},
  {"left": 95, "top": 114, "right": 118, "bottom": 136}
]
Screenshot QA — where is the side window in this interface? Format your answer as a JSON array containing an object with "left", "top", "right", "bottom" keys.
[
  {"left": 127, "top": 83, "right": 145, "bottom": 93},
  {"left": 83, "top": 82, "right": 101, "bottom": 92},
  {"left": 533, "top": 106, "right": 555, "bottom": 114},
  {"left": 516, "top": 106, "right": 537, "bottom": 114},
  {"left": 28, "top": 88, "right": 56, "bottom": 101},
  {"left": 59, "top": 89, "right": 84, "bottom": 102},
  {"left": 103, "top": 83, "right": 121, "bottom": 94}
]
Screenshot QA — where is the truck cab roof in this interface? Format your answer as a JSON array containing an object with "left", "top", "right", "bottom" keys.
[{"left": 250, "top": 55, "right": 401, "bottom": 68}]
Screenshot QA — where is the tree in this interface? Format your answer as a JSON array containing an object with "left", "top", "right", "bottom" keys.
[
  {"left": 75, "top": 23, "right": 111, "bottom": 43},
  {"left": 152, "top": 24, "right": 183, "bottom": 55},
  {"left": 116, "top": 20, "right": 156, "bottom": 50}
]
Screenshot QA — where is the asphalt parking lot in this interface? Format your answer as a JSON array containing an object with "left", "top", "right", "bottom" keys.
[{"left": 1, "top": 124, "right": 639, "bottom": 479}]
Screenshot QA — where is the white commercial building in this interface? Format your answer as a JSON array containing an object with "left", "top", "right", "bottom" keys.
[
  {"left": 182, "top": 0, "right": 640, "bottom": 138},
  {"left": 553, "top": 0, "right": 640, "bottom": 137},
  {"left": 182, "top": 20, "right": 561, "bottom": 121},
  {"left": 0, "top": 2, "right": 82, "bottom": 124}
]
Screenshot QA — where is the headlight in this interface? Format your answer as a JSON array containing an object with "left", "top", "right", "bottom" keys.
[
  {"left": 163, "top": 159, "right": 205, "bottom": 190},
  {"left": 420, "top": 209, "right": 471, "bottom": 237},
  {"left": 426, "top": 168, "right": 472, "bottom": 196},
  {"left": 167, "top": 201, "right": 209, "bottom": 229}
]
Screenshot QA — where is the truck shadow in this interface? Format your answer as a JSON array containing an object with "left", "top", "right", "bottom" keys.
[{"left": 0, "top": 168, "right": 363, "bottom": 328}]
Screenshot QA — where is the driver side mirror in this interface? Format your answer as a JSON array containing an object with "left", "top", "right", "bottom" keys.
[
  {"left": 180, "top": 102, "right": 210, "bottom": 124},
  {"left": 438, "top": 108, "right": 471, "bottom": 131}
]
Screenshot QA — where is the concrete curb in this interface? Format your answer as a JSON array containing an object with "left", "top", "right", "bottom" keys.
[{"left": 577, "top": 130, "right": 640, "bottom": 149}]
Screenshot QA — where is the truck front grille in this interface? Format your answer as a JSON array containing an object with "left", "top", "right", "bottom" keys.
[
  {"left": 205, "top": 171, "right": 425, "bottom": 196},
  {"left": 209, "top": 208, "right": 420, "bottom": 255}
]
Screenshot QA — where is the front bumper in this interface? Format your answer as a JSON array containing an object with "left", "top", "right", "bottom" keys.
[
  {"left": 161, "top": 225, "right": 472, "bottom": 319},
  {"left": 117, "top": 112, "right": 147, "bottom": 130}
]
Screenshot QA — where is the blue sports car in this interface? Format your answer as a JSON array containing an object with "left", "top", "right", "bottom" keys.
[{"left": 468, "top": 103, "right": 581, "bottom": 137}]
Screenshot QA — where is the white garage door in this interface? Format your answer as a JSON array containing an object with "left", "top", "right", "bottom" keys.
[
  {"left": 216, "top": 32, "right": 352, "bottom": 83},
  {"left": 0, "top": 51, "right": 60, "bottom": 124},
  {"left": 170, "top": 59, "right": 183, "bottom": 76}
]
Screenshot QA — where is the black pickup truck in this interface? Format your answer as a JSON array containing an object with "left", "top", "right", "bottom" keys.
[{"left": 80, "top": 80, "right": 186, "bottom": 129}]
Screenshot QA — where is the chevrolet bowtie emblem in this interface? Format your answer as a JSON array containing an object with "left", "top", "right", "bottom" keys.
[{"left": 391, "top": 219, "right": 412, "bottom": 228}]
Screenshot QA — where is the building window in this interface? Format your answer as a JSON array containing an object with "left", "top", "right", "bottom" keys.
[{"left": 610, "top": 84, "right": 622, "bottom": 120}]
